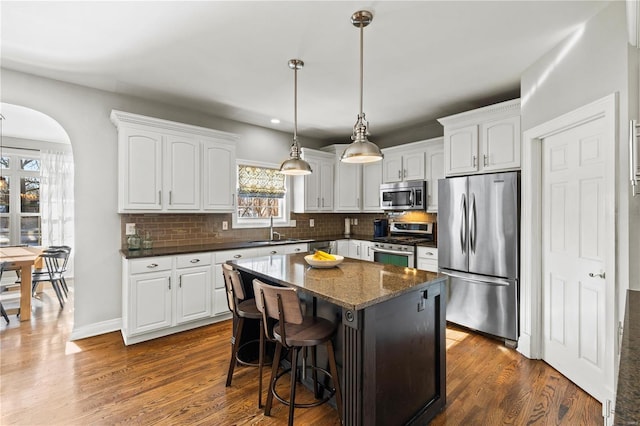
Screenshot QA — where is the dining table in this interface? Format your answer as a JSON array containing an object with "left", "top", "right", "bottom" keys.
[{"left": 1, "top": 246, "right": 43, "bottom": 322}]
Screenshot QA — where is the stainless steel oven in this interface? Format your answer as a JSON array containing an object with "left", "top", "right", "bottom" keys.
[{"left": 371, "top": 242, "right": 415, "bottom": 267}]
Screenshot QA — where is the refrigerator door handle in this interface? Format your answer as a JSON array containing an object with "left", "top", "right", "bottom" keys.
[
  {"left": 460, "top": 193, "right": 467, "bottom": 254},
  {"left": 469, "top": 193, "right": 476, "bottom": 253},
  {"left": 439, "top": 269, "right": 514, "bottom": 287}
]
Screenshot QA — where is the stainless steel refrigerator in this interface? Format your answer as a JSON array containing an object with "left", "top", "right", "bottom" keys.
[{"left": 438, "top": 171, "right": 520, "bottom": 345}]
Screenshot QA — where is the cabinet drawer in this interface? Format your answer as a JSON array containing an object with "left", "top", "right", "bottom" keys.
[
  {"left": 417, "top": 247, "right": 438, "bottom": 260},
  {"left": 176, "top": 253, "right": 212, "bottom": 268},
  {"left": 129, "top": 257, "right": 173, "bottom": 275},
  {"left": 214, "top": 248, "right": 258, "bottom": 264}
]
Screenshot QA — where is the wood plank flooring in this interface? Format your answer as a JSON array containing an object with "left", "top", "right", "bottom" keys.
[{"left": 1, "top": 283, "right": 602, "bottom": 425}]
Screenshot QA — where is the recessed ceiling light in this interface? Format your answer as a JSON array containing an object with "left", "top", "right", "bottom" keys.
[{"left": 270, "top": 118, "right": 280, "bottom": 124}]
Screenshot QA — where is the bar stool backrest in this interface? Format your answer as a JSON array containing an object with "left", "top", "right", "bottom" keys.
[
  {"left": 221, "top": 263, "right": 246, "bottom": 314},
  {"left": 253, "top": 279, "right": 303, "bottom": 327}
]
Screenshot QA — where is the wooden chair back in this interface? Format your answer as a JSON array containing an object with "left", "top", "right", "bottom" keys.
[
  {"left": 221, "top": 263, "right": 246, "bottom": 314},
  {"left": 252, "top": 279, "right": 303, "bottom": 325}
]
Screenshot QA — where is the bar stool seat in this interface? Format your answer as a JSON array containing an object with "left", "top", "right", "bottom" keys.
[{"left": 253, "top": 278, "right": 343, "bottom": 426}]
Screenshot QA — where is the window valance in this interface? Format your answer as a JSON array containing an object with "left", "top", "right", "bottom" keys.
[{"left": 237, "top": 164, "right": 286, "bottom": 198}]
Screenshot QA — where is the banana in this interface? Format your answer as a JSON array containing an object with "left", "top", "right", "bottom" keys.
[{"left": 313, "top": 250, "right": 336, "bottom": 261}]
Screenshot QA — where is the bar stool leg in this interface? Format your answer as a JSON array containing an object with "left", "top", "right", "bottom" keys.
[
  {"left": 265, "top": 342, "right": 283, "bottom": 416},
  {"left": 327, "top": 340, "right": 343, "bottom": 422},
  {"left": 311, "top": 346, "right": 320, "bottom": 399},
  {"left": 288, "top": 347, "right": 300, "bottom": 426},
  {"left": 257, "top": 320, "right": 265, "bottom": 408},
  {"left": 226, "top": 317, "right": 244, "bottom": 387}
]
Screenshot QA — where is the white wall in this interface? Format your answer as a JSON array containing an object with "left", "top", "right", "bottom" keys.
[
  {"left": 1, "top": 68, "right": 325, "bottom": 338},
  {"left": 520, "top": 1, "right": 639, "bottom": 318}
]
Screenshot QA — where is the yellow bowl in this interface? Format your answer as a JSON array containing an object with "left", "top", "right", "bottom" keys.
[{"left": 304, "top": 254, "right": 344, "bottom": 268}]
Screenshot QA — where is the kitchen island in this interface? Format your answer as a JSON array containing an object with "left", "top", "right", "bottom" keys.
[{"left": 231, "top": 253, "right": 447, "bottom": 426}]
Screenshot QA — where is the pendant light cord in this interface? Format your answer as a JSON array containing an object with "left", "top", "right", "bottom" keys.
[
  {"left": 359, "top": 22, "right": 364, "bottom": 117},
  {"left": 293, "top": 64, "right": 298, "bottom": 142}
]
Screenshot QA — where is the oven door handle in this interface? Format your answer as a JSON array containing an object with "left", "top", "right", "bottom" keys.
[{"left": 372, "top": 247, "right": 413, "bottom": 256}]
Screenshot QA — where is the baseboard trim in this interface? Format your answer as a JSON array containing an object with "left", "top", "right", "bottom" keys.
[{"left": 70, "top": 318, "right": 122, "bottom": 341}]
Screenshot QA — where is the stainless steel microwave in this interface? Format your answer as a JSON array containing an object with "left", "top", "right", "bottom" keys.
[{"left": 380, "top": 180, "right": 427, "bottom": 211}]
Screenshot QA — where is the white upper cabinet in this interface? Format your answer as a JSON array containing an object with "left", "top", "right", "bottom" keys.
[
  {"left": 382, "top": 148, "right": 425, "bottom": 183},
  {"left": 203, "top": 140, "right": 236, "bottom": 211},
  {"left": 111, "top": 110, "right": 238, "bottom": 213},
  {"left": 438, "top": 99, "right": 521, "bottom": 176},
  {"left": 362, "top": 161, "right": 383, "bottom": 212},
  {"left": 425, "top": 138, "right": 444, "bottom": 212},
  {"left": 119, "top": 127, "right": 163, "bottom": 211},
  {"left": 293, "top": 148, "right": 334, "bottom": 212}
]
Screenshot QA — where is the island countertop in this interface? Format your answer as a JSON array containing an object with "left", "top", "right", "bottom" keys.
[{"left": 230, "top": 252, "right": 445, "bottom": 311}]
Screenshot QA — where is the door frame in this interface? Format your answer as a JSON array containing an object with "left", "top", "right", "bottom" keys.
[{"left": 518, "top": 93, "right": 617, "bottom": 400}]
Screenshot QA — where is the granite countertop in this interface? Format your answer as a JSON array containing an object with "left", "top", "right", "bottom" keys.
[
  {"left": 120, "top": 234, "right": 375, "bottom": 259},
  {"left": 231, "top": 252, "right": 445, "bottom": 311},
  {"left": 615, "top": 290, "right": 640, "bottom": 425}
]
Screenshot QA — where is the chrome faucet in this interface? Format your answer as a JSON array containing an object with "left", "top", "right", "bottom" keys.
[{"left": 269, "top": 216, "right": 281, "bottom": 241}]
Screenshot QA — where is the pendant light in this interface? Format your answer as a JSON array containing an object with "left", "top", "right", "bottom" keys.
[
  {"left": 341, "top": 10, "right": 383, "bottom": 164},
  {"left": 279, "top": 59, "right": 312, "bottom": 175}
]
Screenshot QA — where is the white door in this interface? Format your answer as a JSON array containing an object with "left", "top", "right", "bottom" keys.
[{"left": 541, "top": 116, "right": 613, "bottom": 403}]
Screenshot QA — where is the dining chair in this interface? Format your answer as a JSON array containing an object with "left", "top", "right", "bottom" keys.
[
  {"left": 34, "top": 246, "right": 71, "bottom": 296},
  {"left": 16, "top": 248, "right": 68, "bottom": 309},
  {"left": 0, "top": 262, "right": 10, "bottom": 324}
]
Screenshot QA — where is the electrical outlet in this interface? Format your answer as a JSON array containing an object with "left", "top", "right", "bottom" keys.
[
  {"left": 125, "top": 223, "right": 136, "bottom": 235},
  {"left": 222, "top": 221, "right": 228, "bottom": 231},
  {"left": 354, "top": 218, "right": 358, "bottom": 225},
  {"left": 290, "top": 220, "right": 296, "bottom": 227},
  {"left": 309, "top": 219, "right": 314, "bottom": 227}
]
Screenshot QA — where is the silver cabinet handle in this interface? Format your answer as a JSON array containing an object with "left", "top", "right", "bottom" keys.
[
  {"left": 631, "top": 120, "right": 639, "bottom": 196},
  {"left": 426, "top": 252, "right": 434, "bottom": 256},
  {"left": 168, "top": 276, "right": 171, "bottom": 289},
  {"left": 398, "top": 170, "right": 401, "bottom": 179},
  {"left": 317, "top": 197, "right": 320, "bottom": 207},
  {"left": 169, "top": 190, "right": 172, "bottom": 205},
  {"left": 270, "top": 250, "right": 277, "bottom": 255},
  {"left": 589, "top": 272, "right": 606, "bottom": 279},
  {"left": 190, "top": 259, "right": 200, "bottom": 263},
  {"left": 484, "top": 154, "right": 488, "bottom": 167},
  {"left": 472, "top": 155, "right": 477, "bottom": 168},
  {"left": 404, "top": 169, "right": 407, "bottom": 179},
  {"left": 147, "top": 263, "right": 159, "bottom": 269},
  {"left": 158, "top": 191, "right": 162, "bottom": 205},
  {"left": 233, "top": 254, "right": 241, "bottom": 258},
  {"left": 179, "top": 276, "right": 182, "bottom": 288},
  {"left": 232, "top": 193, "right": 235, "bottom": 206},
  {"left": 294, "top": 248, "right": 301, "bottom": 252}
]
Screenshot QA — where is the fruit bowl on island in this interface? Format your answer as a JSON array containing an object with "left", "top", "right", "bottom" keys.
[{"left": 304, "top": 251, "right": 344, "bottom": 268}]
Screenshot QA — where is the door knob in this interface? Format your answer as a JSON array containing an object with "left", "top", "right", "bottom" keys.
[{"left": 588, "top": 272, "right": 605, "bottom": 279}]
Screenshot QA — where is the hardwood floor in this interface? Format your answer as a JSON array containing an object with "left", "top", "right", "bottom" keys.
[{"left": 1, "top": 283, "right": 602, "bottom": 425}]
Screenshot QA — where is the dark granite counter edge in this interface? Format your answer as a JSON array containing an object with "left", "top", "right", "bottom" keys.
[
  {"left": 614, "top": 289, "right": 640, "bottom": 425},
  {"left": 120, "top": 234, "right": 437, "bottom": 259}
]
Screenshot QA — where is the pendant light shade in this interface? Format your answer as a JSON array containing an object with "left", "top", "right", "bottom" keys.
[
  {"left": 341, "top": 10, "right": 383, "bottom": 164},
  {"left": 279, "top": 59, "right": 312, "bottom": 175}
]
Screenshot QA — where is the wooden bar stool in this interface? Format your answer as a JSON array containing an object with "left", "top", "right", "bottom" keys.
[
  {"left": 221, "top": 263, "right": 267, "bottom": 408},
  {"left": 253, "top": 279, "right": 342, "bottom": 426}
]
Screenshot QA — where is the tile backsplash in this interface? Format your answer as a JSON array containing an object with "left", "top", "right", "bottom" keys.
[{"left": 119, "top": 212, "right": 429, "bottom": 248}]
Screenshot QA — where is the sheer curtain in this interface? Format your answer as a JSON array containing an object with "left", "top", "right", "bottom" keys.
[{"left": 40, "top": 149, "right": 74, "bottom": 277}]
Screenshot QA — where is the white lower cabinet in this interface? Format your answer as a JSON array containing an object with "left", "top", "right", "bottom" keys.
[
  {"left": 343, "top": 239, "right": 374, "bottom": 261},
  {"left": 122, "top": 252, "right": 228, "bottom": 345},
  {"left": 175, "top": 253, "right": 212, "bottom": 324},
  {"left": 416, "top": 247, "right": 438, "bottom": 272},
  {"left": 213, "top": 248, "right": 258, "bottom": 315}
]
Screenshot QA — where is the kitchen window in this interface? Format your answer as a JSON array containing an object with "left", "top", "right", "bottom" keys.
[
  {"left": 233, "top": 161, "right": 292, "bottom": 229},
  {"left": 0, "top": 150, "right": 42, "bottom": 246}
]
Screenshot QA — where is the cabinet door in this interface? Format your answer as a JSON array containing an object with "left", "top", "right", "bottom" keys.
[
  {"left": 335, "top": 161, "right": 361, "bottom": 211},
  {"left": 304, "top": 157, "right": 322, "bottom": 211},
  {"left": 348, "top": 240, "right": 362, "bottom": 259},
  {"left": 444, "top": 124, "right": 479, "bottom": 176},
  {"left": 480, "top": 116, "right": 521, "bottom": 172},
  {"left": 129, "top": 272, "right": 172, "bottom": 334},
  {"left": 119, "top": 128, "right": 163, "bottom": 211},
  {"left": 426, "top": 144, "right": 444, "bottom": 212},
  {"left": 319, "top": 160, "right": 334, "bottom": 211},
  {"left": 361, "top": 241, "right": 374, "bottom": 261},
  {"left": 403, "top": 151, "right": 425, "bottom": 181},
  {"left": 336, "top": 240, "right": 349, "bottom": 256},
  {"left": 203, "top": 140, "right": 236, "bottom": 211},
  {"left": 362, "top": 161, "right": 382, "bottom": 212},
  {"left": 383, "top": 153, "right": 403, "bottom": 183},
  {"left": 165, "top": 136, "right": 200, "bottom": 210},
  {"left": 176, "top": 266, "right": 212, "bottom": 324}
]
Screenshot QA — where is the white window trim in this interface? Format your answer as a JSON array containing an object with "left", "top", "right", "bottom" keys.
[{"left": 232, "top": 159, "right": 294, "bottom": 229}]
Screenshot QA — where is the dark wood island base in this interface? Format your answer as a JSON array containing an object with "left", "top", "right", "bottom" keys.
[{"left": 232, "top": 253, "right": 447, "bottom": 426}]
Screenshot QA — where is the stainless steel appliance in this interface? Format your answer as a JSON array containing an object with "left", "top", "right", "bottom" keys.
[
  {"left": 380, "top": 180, "right": 427, "bottom": 211},
  {"left": 438, "top": 171, "right": 520, "bottom": 346},
  {"left": 372, "top": 221, "right": 434, "bottom": 267}
]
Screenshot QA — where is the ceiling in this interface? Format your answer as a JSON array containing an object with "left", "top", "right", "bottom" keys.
[{"left": 1, "top": 1, "right": 610, "bottom": 142}]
